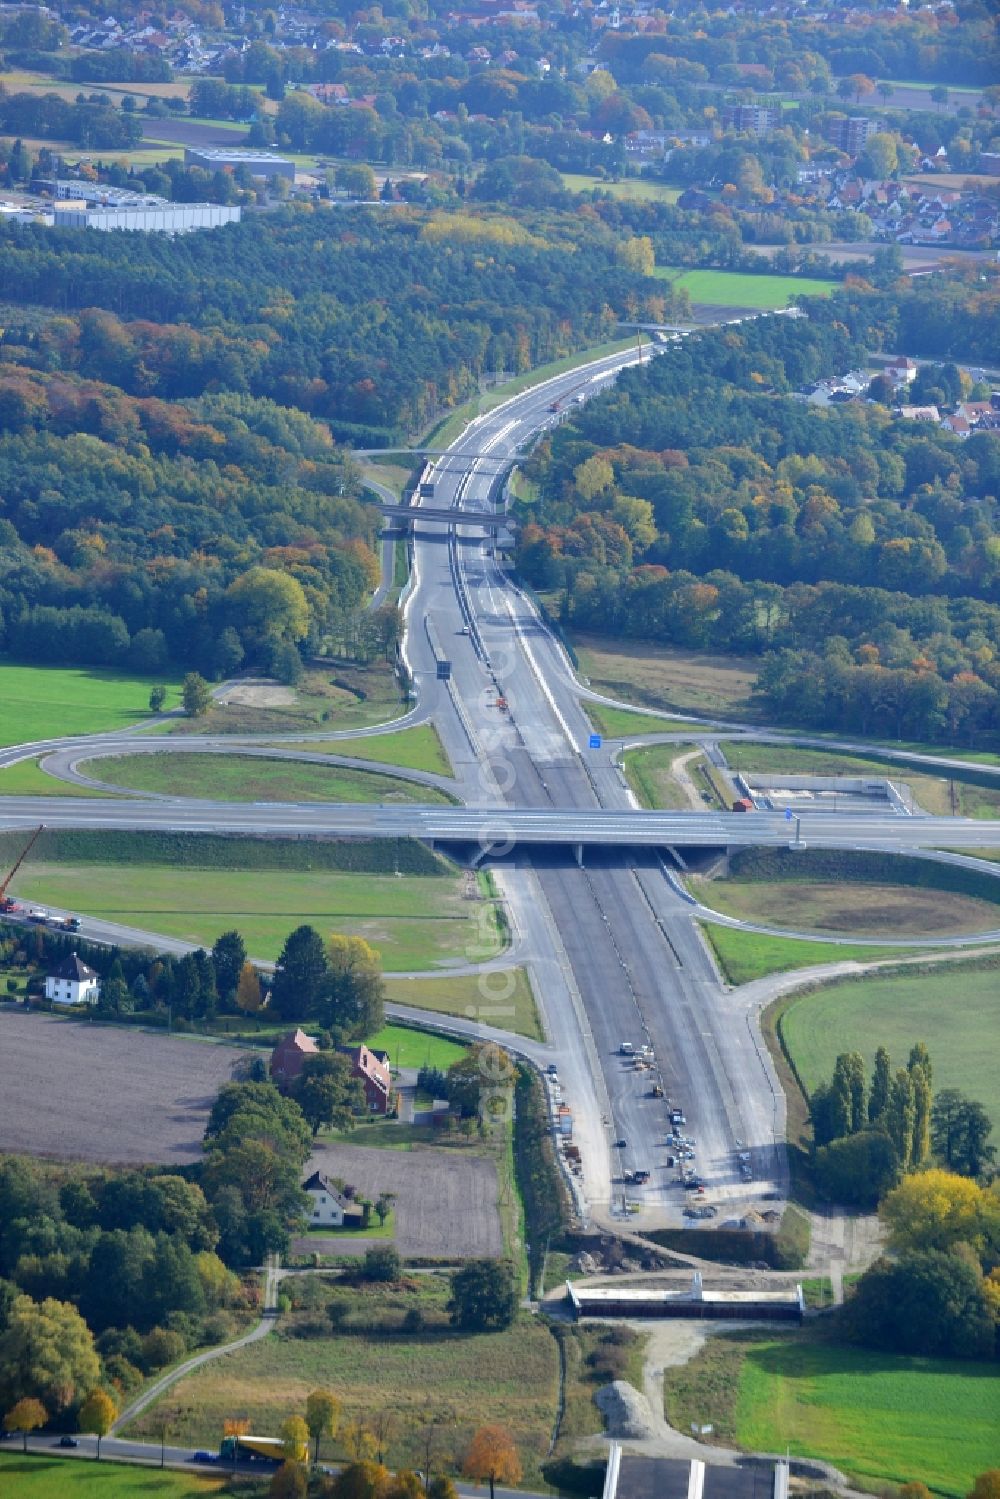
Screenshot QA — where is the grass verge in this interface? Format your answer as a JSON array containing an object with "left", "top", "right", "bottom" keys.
[
  {"left": 0, "top": 662, "right": 179, "bottom": 746},
  {"left": 13, "top": 864, "right": 507, "bottom": 972},
  {"left": 701, "top": 923, "right": 938, "bottom": 986},
  {"left": 0, "top": 758, "right": 114, "bottom": 797},
  {"left": 584, "top": 703, "right": 698, "bottom": 737},
  {"left": 87, "top": 752, "right": 453, "bottom": 805},
  {"left": 265, "top": 724, "right": 452, "bottom": 777},
  {"left": 383, "top": 968, "right": 543, "bottom": 1041}
]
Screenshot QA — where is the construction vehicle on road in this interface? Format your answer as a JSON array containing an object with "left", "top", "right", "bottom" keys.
[{"left": 0, "top": 825, "right": 43, "bottom": 914}]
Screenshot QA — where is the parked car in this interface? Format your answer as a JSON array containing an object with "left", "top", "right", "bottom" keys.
[{"left": 191, "top": 1452, "right": 216, "bottom": 1464}]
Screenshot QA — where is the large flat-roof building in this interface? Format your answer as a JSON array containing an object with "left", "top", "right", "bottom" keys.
[
  {"left": 184, "top": 147, "right": 294, "bottom": 181},
  {"left": 53, "top": 202, "right": 240, "bottom": 234},
  {"left": 567, "top": 1272, "right": 804, "bottom": 1322},
  {"left": 605, "top": 1448, "right": 790, "bottom": 1499}
]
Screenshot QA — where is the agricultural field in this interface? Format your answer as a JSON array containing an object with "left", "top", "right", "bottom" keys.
[
  {"left": 126, "top": 1277, "right": 556, "bottom": 1484},
  {"left": 0, "top": 1458, "right": 225, "bottom": 1498},
  {"left": 0, "top": 757, "right": 114, "bottom": 797},
  {"left": 719, "top": 740, "right": 1000, "bottom": 818},
  {"left": 0, "top": 664, "right": 179, "bottom": 748},
  {"left": 384, "top": 967, "right": 543, "bottom": 1040},
  {"left": 0, "top": 1009, "right": 246, "bottom": 1164},
  {"left": 85, "top": 752, "right": 453, "bottom": 805},
  {"left": 156, "top": 663, "right": 405, "bottom": 737},
  {"left": 664, "top": 1330, "right": 997, "bottom": 1496},
  {"left": 573, "top": 635, "right": 757, "bottom": 719},
  {"left": 699, "top": 876, "right": 1000, "bottom": 938},
  {"left": 701, "top": 923, "right": 939, "bottom": 986},
  {"left": 12, "top": 864, "right": 507, "bottom": 971},
  {"left": 306, "top": 1140, "right": 501, "bottom": 1257},
  {"left": 265, "top": 724, "right": 452, "bottom": 777},
  {"left": 779, "top": 965, "right": 1000, "bottom": 1121},
  {"left": 560, "top": 173, "right": 681, "bottom": 203},
  {"left": 655, "top": 267, "right": 837, "bottom": 308}
]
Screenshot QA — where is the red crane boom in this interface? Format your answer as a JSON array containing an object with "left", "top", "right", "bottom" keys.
[{"left": 0, "top": 824, "right": 44, "bottom": 911}]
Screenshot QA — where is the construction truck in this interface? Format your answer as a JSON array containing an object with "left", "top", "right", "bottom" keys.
[
  {"left": 219, "top": 1433, "right": 307, "bottom": 1468},
  {"left": 0, "top": 825, "right": 43, "bottom": 913}
]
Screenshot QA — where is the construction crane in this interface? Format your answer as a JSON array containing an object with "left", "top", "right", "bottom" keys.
[{"left": 0, "top": 825, "right": 44, "bottom": 913}]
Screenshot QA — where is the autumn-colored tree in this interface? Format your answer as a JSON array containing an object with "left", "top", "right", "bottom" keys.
[
  {"left": 898, "top": 1486, "right": 932, "bottom": 1499},
  {"left": 3, "top": 1396, "right": 47, "bottom": 1452},
  {"left": 305, "top": 1388, "right": 340, "bottom": 1463},
  {"left": 78, "top": 1388, "right": 118, "bottom": 1459},
  {"left": 224, "top": 1417, "right": 251, "bottom": 1438},
  {"left": 235, "top": 961, "right": 263, "bottom": 1014},
  {"left": 0, "top": 1295, "right": 100, "bottom": 1412},
  {"left": 343, "top": 1420, "right": 377, "bottom": 1460},
  {"left": 881, "top": 1170, "right": 995, "bottom": 1255},
  {"left": 271, "top": 1460, "right": 308, "bottom": 1499},
  {"left": 280, "top": 1414, "right": 309, "bottom": 1462},
  {"left": 462, "top": 1425, "right": 522, "bottom": 1499},
  {"left": 968, "top": 1474, "right": 1000, "bottom": 1499},
  {"left": 332, "top": 1459, "right": 392, "bottom": 1499}
]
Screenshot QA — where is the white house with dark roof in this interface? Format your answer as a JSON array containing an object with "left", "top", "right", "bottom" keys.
[
  {"left": 45, "top": 953, "right": 100, "bottom": 1006},
  {"left": 302, "top": 1170, "right": 365, "bottom": 1228}
]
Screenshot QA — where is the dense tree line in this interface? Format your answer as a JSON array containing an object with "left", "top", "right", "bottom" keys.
[
  {"left": 811, "top": 1042, "right": 934, "bottom": 1207},
  {"left": 517, "top": 274, "right": 1000, "bottom": 745},
  {"left": 0, "top": 91, "right": 143, "bottom": 149},
  {"left": 845, "top": 1169, "right": 1000, "bottom": 1360},
  {"left": 0, "top": 365, "right": 379, "bottom": 671},
  {"left": 0, "top": 1151, "right": 254, "bottom": 1423},
  {"left": 0, "top": 208, "right": 665, "bottom": 437}
]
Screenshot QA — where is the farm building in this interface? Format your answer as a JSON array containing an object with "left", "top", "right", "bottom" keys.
[
  {"left": 45, "top": 953, "right": 99, "bottom": 1007},
  {"left": 342, "top": 1042, "right": 394, "bottom": 1114},
  {"left": 302, "top": 1170, "right": 365, "bottom": 1228},
  {"left": 270, "top": 1028, "right": 319, "bottom": 1087}
]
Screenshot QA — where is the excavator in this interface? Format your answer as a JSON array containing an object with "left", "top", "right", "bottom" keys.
[{"left": 0, "top": 825, "right": 44, "bottom": 914}]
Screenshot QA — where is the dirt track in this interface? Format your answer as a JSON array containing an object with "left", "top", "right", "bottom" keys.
[
  {"left": 303, "top": 1140, "right": 502, "bottom": 1259},
  {"left": 0, "top": 1009, "right": 247, "bottom": 1164}
]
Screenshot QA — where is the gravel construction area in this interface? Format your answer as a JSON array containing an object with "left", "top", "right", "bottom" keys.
[
  {"left": 0, "top": 1010, "right": 248, "bottom": 1164},
  {"left": 302, "top": 1141, "right": 502, "bottom": 1259}
]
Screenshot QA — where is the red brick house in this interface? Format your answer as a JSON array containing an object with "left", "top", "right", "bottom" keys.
[
  {"left": 270, "top": 1028, "right": 319, "bottom": 1087},
  {"left": 343, "top": 1042, "right": 394, "bottom": 1114}
]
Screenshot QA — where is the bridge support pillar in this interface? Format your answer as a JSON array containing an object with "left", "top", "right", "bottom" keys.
[
  {"left": 574, "top": 843, "right": 584, "bottom": 868},
  {"left": 665, "top": 844, "right": 689, "bottom": 872}
]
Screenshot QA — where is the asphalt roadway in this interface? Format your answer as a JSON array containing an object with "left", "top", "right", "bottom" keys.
[{"left": 2, "top": 343, "right": 997, "bottom": 1225}]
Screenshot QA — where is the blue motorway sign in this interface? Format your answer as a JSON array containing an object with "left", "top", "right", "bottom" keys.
[{"left": 589, "top": 734, "right": 602, "bottom": 750}]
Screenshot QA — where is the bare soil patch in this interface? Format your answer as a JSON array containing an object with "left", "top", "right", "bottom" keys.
[
  {"left": 304, "top": 1140, "right": 502, "bottom": 1258},
  {"left": 574, "top": 635, "right": 757, "bottom": 718},
  {"left": 218, "top": 680, "right": 298, "bottom": 708},
  {"left": 703, "top": 879, "right": 1000, "bottom": 937},
  {"left": 0, "top": 1010, "right": 247, "bottom": 1164}
]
